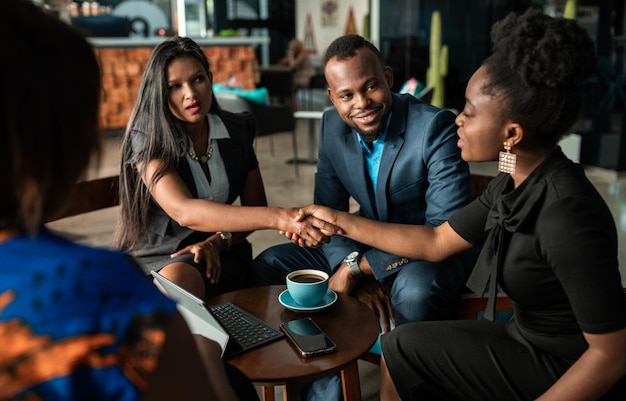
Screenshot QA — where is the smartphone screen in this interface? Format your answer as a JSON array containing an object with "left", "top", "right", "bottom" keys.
[{"left": 280, "top": 318, "right": 336, "bottom": 357}]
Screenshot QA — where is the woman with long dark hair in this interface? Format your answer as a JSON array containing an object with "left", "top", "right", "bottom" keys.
[{"left": 115, "top": 37, "right": 328, "bottom": 300}]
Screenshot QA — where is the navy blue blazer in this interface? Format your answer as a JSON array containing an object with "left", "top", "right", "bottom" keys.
[{"left": 314, "top": 93, "right": 471, "bottom": 279}]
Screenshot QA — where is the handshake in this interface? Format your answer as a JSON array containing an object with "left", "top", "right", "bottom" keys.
[{"left": 280, "top": 205, "right": 345, "bottom": 248}]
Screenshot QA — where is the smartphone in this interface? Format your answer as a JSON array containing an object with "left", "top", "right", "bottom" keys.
[{"left": 280, "top": 318, "right": 337, "bottom": 357}]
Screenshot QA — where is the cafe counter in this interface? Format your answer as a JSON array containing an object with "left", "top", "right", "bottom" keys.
[{"left": 91, "top": 36, "right": 269, "bottom": 130}]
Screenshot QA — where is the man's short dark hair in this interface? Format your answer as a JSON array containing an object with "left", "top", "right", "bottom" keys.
[{"left": 323, "top": 34, "right": 383, "bottom": 67}]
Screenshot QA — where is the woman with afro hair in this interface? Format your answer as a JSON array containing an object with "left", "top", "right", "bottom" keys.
[{"left": 298, "top": 8, "right": 626, "bottom": 400}]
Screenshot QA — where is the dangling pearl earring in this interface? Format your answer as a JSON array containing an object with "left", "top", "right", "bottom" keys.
[{"left": 498, "top": 141, "right": 516, "bottom": 174}]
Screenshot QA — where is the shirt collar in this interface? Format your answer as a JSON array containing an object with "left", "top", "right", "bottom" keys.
[
  {"left": 357, "top": 112, "right": 392, "bottom": 152},
  {"left": 207, "top": 113, "right": 230, "bottom": 140}
]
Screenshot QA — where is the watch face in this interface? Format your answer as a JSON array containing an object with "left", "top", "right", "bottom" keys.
[
  {"left": 346, "top": 251, "right": 364, "bottom": 278},
  {"left": 220, "top": 232, "right": 232, "bottom": 240},
  {"left": 347, "top": 251, "right": 359, "bottom": 260}
]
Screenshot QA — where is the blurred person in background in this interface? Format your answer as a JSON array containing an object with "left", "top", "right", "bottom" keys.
[{"left": 0, "top": 1, "right": 255, "bottom": 399}]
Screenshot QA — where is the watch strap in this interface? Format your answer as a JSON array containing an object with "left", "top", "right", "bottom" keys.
[{"left": 346, "top": 253, "right": 365, "bottom": 278}]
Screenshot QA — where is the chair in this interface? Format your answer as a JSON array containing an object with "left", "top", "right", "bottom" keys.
[
  {"left": 298, "top": 70, "right": 329, "bottom": 111},
  {"left": 214, "top": 91, "right": 299, "bottom": 175},
  {"left": 416, "top": 85, "right": 434, "bottom": 104},
  {"left": 45, "top": 175, "right": 120, "bottom": 222},
  {"left": 258, "top": 67, "right": 295, "bottom": 109}
]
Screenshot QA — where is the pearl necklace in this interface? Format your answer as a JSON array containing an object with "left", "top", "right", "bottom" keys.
[{"left": 188, "top": 136, "right": 213, "bottom": 164}]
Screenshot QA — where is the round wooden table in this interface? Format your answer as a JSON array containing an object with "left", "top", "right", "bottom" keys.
[{"left": 206, "top": 285, "right": 379, "bottom": 401}]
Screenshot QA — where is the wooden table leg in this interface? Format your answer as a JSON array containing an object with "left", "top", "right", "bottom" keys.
[
  {"left": 340, "top": 360, "right": 362, "bottom": 401},
  {"left": 262, "top": 385, "right": 275, "bottom": 401}
]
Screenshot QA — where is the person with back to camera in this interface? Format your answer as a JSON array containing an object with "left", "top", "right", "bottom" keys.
[
  {"left": 113, "top": 36, "right": 330, "bottom": 303},
  {"left": 0, "top": 1, "right": 258, "bottom": 400},
  {"left": 248, "top": 34, "right": 475, "bottom": 400},
  {"left": 299, "top": 8, "right": 626, "bottom": 400}
]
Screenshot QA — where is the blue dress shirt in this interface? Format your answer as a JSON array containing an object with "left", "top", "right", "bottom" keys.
[{"left": 357, "top": 113, "right": 392, "bottom": 194}]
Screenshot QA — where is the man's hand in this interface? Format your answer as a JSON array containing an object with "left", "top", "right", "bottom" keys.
[
  {"left": 328, "top": 262, "right": 359, "bottom": 295},
  {"left": 329, "top": 263, "right": 395, "bottom": 333},
  {"left": 298, "top": 205, "right": 341, "bottom": 236},
  {"left": 293, "top": 215, "right": 333, "bottom": 248},
  {"left": 281, "top": 206, "right": 343, "bottom": 247},
  {"left": 352, "top": 277, "right": 395, "bottom": 333}
]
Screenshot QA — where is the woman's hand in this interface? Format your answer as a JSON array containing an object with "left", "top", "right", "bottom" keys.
[
  {"left": 282, "top": 205, "right": 343, "bottom": 246},
  {"left": 278, "top": 207, "right": 341, "bottom": 248},
  {"left": 171, "top": 236, "right": 222, "bottom": 284},
  {"left": 298, "top": 205, "right": 341, "bottom": 234}
]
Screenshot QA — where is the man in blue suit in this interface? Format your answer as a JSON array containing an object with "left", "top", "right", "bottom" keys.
[{"left": 248, "top": 34, "right": 474, "bottom": 400}]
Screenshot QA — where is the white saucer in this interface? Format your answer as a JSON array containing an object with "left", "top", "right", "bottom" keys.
[{"left": 278, "top": 289, "right": 338, "bottom": 312}]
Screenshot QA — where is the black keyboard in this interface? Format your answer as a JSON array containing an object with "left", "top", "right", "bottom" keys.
[{"left": 208, "top": 302, "right": 283, "bottom": 358}]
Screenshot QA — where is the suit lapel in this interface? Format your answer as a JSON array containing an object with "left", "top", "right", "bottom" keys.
[
  {"left": 375, "top": 94, "right": 407, "bottom": 221},
  {"left": 342, "top": 125, "right": 380, "bottom": 217},
  {"left": 342, "top": 126, "right": 368, "bottom": 189}
]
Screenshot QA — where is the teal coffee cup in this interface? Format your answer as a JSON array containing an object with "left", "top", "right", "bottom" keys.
[{"left": 286, "top": 269, "right": 329, "bottom": 306}]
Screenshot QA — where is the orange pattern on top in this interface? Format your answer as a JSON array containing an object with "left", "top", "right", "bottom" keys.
[
  {"left": 0, "top": 289, "right": 117, "bottom": 400},
  {"left": 118, "top": 328, "right": 166, "bottom": 391}
]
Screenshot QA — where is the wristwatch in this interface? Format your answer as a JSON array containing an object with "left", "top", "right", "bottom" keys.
[
  {"left": 344, "top": 251, "right": 365, "bottom": 278},
  {"left": 217, "top": 231, "right": 232, "bottom": 251}
]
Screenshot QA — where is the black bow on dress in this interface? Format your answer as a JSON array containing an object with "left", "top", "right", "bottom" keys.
[{"left": 466, "top": 178, "right": 547, "bottom": 321}]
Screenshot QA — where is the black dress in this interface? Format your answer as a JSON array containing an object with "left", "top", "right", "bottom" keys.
[{"left": 381, "top": 149, "right": 626, "bottom": 400}]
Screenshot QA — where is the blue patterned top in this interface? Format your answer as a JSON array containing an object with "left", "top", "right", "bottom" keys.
[{"left": 0, "top": 229, "right": 177, "bottom": 400}]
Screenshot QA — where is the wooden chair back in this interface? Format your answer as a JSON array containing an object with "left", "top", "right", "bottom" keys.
[{"left": 45, "top": 175, "right": 120, "bottom": 222}]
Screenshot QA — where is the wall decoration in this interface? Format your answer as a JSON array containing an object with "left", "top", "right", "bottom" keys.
[
  {"left": 303, "top": 13, "right": 318, "bottom": 55},
  {"left": 296, "top": 0, "right": 369, "bottom": 66},
  {"left": 344, "top": 6, "right": 357, "bottom": 35},
  {"left": 322, "top": 0, "right": 338, "bottom": 27}
]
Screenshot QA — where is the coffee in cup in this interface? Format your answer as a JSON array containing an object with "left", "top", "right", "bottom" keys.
[{"left": 286, "top": 269, "right": 329, "bottom": 306}]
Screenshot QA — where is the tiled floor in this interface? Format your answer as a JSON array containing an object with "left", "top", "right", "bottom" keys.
[{"left": 47, "top": 114, "right": 626, "bottom": 400}]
